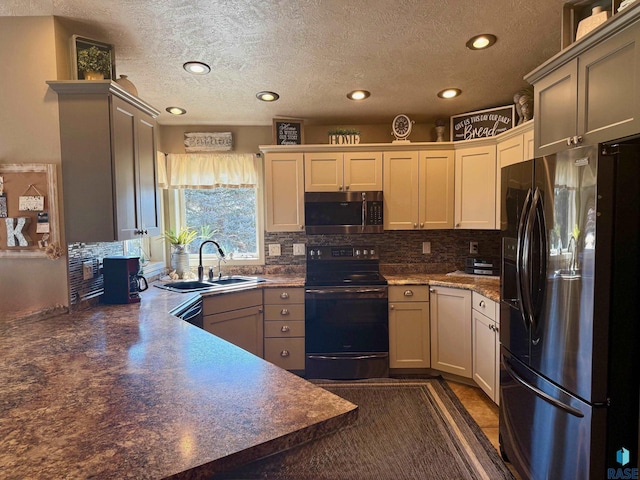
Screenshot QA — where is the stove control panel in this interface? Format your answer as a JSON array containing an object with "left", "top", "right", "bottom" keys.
[{"left": 307, "top": 246, "right": 378, "bottom": 261}]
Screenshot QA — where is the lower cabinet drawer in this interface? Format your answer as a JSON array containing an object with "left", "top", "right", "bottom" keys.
[
  {"left": 264, "top": 320, "right": 305, "bottom": 337},
  {"left": 264, "top": 338, "right": 305, "bottom": 370},
  {"left": 264, "top": 304, "right": 305, "bottom": 321}
]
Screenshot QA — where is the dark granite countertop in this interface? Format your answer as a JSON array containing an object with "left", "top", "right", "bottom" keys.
[
  {"left": 384, "top": 272, "right": 500, "bottom": 302},
  {"left": 0, "top": 284, "right": 356, "bottom": 480}
]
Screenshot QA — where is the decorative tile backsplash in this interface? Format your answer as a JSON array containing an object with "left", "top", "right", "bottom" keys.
[
  {"left": 68, "top": 242, "right": 123, "bottom": 308},
  {"left": 68, "top": 230, "right": 501, "bottom": 308},
  {"left": 264, "top": 229, "right": 501, "bottom": 274}
]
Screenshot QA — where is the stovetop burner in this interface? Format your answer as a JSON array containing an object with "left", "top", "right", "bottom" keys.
[{"left": 305, "top": 245, "right": 387, "bottom": 286}]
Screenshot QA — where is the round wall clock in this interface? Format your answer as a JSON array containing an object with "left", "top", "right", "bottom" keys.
[{"left": 392, "top": 114, "right": 413, "bottom": 141}]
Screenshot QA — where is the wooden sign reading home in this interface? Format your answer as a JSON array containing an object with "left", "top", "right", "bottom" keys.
[
  {"left": 450, "top": 105, "right": 515, "bottom": 142},
  {"left": 184, "top": 132, "right": 233, "bottom": 152}
]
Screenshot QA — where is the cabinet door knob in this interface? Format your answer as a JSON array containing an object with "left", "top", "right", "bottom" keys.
[
  {"left": 390, "top": 304, "right": 395, "bottom": 310},
  {"left": 429, "top": 288, "right": 435, "bottom": 293},
  {"left": 455, "top": 223, "right": 460, "bottom": 228},
  {"left": 345, "top": 185, "right": 349, "bottom": 190},
  {"left": 280, "top": 308, "right": 289, "bottom": 315},
  {"left": 280, "top": 292, "right": 289, "bottom": 299},
  {"left": 413, "top": 223, "right": 418, "bottom": 228},
  {"left": 420, "top": 222, "right": 424, "bottom": 228},
  {"left": 281, "top": 325, "right": 290, "bottom": 332},
  {"left": 300, "top": 225, "right": 304, "bottom": 230},
  {"left": 404, "top": 290, "right": 414, "bottom": 296},
  {"left": 338, "top": 185, "right": 343, "bottom": 190},
  {"left": 280, "top": 350, "right": 290, "bottom": 357}
]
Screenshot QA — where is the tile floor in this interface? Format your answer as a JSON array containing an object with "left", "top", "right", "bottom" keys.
[{"left": 446, "top": 380, "right": 522, "bottom": 479}]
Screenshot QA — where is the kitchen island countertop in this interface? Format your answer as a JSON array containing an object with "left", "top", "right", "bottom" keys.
[{"left": 0, "top": 285, "right": 356, "bottom": 480}]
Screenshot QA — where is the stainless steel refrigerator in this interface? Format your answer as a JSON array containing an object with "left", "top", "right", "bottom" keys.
[{"left": 499, "top": 140, "right": 640, "bottom": 479}]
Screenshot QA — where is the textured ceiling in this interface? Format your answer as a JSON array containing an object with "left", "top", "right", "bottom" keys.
[{"left": 2, "top": 0, "right": 569, "bottom": 126}]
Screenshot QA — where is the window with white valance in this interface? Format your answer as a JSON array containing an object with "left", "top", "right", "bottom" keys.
[
  {"left": 156, "top": 151, "right": 264, "bottom": 266},
  {"left": 157, "top": 152, "right": 259, "bottom": 189}
]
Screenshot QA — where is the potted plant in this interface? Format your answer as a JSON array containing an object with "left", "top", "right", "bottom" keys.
[
  {"left": 328, "top": 128, "right": 361, "bottom": 145},
  {"left": 77, "top": 46, "right": 111, "bottom": 80},
  {"left": 163, "top": 227, "right": 197, "bottom": 278}
]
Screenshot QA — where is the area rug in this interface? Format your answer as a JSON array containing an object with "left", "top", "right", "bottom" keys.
[{"left": 213, "top": 378, "right": 514, "bottom": 480}]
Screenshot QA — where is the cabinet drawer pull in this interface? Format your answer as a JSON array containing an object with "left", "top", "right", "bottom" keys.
[
  {"left": 280, "top": 350, "right": 290, "bottom": 357},
  {"left": 280, "top": 308, "right": 289, "bottom": 315},
  {"left": 404, "top": 290, "right": 414, "bottom": 297},
  {"left": 281, "top": 325, "right": 290, "bottom": 332},
  {"left": 280, "top": 292, "right": 289, "bottom": 299},
  {"left": 479, "top": 300, "right": 486, "bottom": 308}
]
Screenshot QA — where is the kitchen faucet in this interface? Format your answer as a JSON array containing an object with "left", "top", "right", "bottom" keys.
[{"left": 198, "top": 240, "right": 225, "bottom": 282}]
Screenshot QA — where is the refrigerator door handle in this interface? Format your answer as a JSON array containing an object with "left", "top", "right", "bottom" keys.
[
  {"left": 516, "top": 188, "right": 533, "bottom": 325},
  {"left": 503, "top": 355, "right": 584, "bottom": 418},
  {"left": 521, "top": 187, "right": 543, "bottom": 330}
]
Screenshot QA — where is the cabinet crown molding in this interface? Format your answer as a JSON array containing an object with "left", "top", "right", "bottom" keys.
[{"left": 46, "top": 80, "right": 161, "bottom": 118}]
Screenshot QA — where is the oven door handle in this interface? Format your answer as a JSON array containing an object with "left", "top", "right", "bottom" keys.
[
  {"left": 362, "top": 191, "right": 367, "bottom": 233},
  {"left": 305, "top": 287, "right": 388, "bottom": 295},
  {"left": 307, "top": 353, "right": 389, "bottom": 361}
]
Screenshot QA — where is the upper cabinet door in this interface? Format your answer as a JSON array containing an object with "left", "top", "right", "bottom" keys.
[
  {"left": 454, "top": 145, "right": 497, "bottom": 230},
  {"left": 136, "top": 116, "right": 160, "bottom": 237},
  {"left": 304, "top": 152, "right": 343, "bottom": 191},
  {"left": 264, "top": 152, "right": 305, "bottom": 232},
  {"left": 534, "top": 60, "right": 579, "bottom": 157},
  {"left": 578, "top": 23, "right": 640, "bottom": 145},
  {"left": 419, "top": 150, "right": 454, "bottom": 229},
  {"left": 383, "top": 151, "right": 420, "bottom": 230},
  {"left": 343, "top": 151, "right": 383, "bottom": 191}
]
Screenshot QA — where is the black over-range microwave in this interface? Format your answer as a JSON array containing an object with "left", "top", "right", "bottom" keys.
[{"left": 304, "top": 191, "right": 383, "bottom": 234}]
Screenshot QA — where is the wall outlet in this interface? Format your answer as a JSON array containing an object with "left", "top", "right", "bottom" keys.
[
  {"left": 268, "top": 244, "right": 281, "bottom": 256},
  {"left": 82, "top": 260, "right": 94, "bottom": 280},
  {"left": 293, "top": 243, "right": 306, "bottom": 256},
  {"left": 422, "top": 241, "right": 431, "bottom": 254},
  {"left": 469, "top": 242, "right": 479, "bottom": 254}
]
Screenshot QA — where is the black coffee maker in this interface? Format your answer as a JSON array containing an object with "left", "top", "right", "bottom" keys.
[{"left": 102, "top": 256, "right": 148, "bottom": 304}]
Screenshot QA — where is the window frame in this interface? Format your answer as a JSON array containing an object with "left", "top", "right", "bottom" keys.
[{"left": 165, "top": 176, "right": 265, "bottom": 268}]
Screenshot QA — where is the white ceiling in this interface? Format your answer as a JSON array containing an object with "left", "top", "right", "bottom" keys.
[{"left": 3, "top": 0, "right": 569, "bottom": 126}]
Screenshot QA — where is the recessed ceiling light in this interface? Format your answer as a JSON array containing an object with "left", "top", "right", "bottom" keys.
[
  {"left": 183, "top": 61, "right": 211, "bottom": 75},
  {"left": 466, "top": 34, "right": 497, "bottom": 50},
  {"left": 256, "top": 91, "right": 280, "bottom": 102},
  {"left": 437, "top": 88, "right": 462, "bottom": 99},
  {"left": 347, "top": 90, "right": 371, "bottom": 100},
  {"left": 166, "top": 106, "right": 187, "bottom": 115}
]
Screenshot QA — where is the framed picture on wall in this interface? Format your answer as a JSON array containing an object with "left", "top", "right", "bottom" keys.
[
  {"left": 273, "top": 118, "right": 304, "bottom": 145},
  {"left": 71, "top": 35, "right": 116, "bottom": 80}
]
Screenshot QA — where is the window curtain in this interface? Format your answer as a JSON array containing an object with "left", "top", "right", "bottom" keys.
[{"left": 157, "top": 152, "right": 258, "bottom": 189}]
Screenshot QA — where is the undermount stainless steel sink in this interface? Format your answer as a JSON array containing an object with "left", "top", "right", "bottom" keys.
[{"left": 156, "top": 276, "right": 265, "bottom": 293}]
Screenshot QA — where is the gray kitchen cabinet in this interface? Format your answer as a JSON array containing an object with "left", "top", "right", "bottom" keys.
[
  {"left": 47, "top": 81, "right": 161, "bottom": 242},
  {"left": 203, "top": 289, "right": 264, "bottom": 357},
  {"left": 528, "top": 10, "right": 640, "bottom": 156},
  {"left": 430, "top": 286, "right": 472, "bottom": 378},
  {"left": 388, "top": 286, "right": 430, "bottom": 369},
  {"left": 263, "top": 287, "right": 305, "bottom": 371},
  {"left": 471, "top": 292, "right": 500, "bottom": 404}
]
